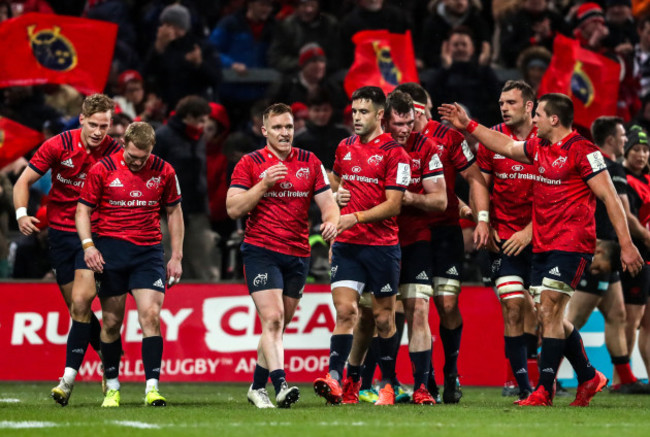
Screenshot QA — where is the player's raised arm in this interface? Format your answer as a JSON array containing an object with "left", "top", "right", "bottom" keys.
[{"left": 439, "top": 103, "right": 530, "bottom": 164}]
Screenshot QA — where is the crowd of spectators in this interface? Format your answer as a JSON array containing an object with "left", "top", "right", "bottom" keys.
[{"left": 2, "top": 0, "right": 650, "bottom": 282}]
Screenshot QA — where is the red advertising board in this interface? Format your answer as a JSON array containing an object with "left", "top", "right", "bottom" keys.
[{"left": 0, "top": 283, "right": 505, "bottom": 385}]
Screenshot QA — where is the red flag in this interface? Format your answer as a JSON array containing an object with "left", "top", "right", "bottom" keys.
[
  {"left": 538, "top": 34, "right": 620, "bottom": 129},
  {"left": 344, "top": 30, "right": 419, "bottom": 98},
  {"left": 0, "top": 13, "right": 117, "bottom": 94},
  {"left": 0, "top": 117, "right": 44, "bottom": 169}
]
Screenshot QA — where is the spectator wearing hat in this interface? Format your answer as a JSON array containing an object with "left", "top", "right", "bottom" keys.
[
  {"left": 155, "top": 95, "right": 221, "bottom": 281},
  {"left": 517, "top": 45, "right": 552, "bottom": 95},
  {"left": 209, "top": 0, "right": 275, "bottom": 127},
  {"left": 293, "top": 89, "right": 350, "bottom": 171},
  {"left": 267, "top": 43, "right": 347, "bottom": 119},
  {"left": 113, "top": 70, "right": 144, "bottom": 120},
  {"left": 145, "top": 3, "right": 222, "bottom": 111},
  {"left": 498, "top": 0, "right": 567, "bottom": 68},
  {"left": 268, "top": 0, "right": 341, "bottom": 73},
  {"left": 573, "top": 2, "right": 609, "bottom": 52}
]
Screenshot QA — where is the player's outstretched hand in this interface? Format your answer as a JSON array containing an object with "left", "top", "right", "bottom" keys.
[
  {"left": 438, "top": 103, "right": 470, "bottom": 131},
  {"left": 262, "top": 163, "right": 288, "bottom": 189},
  {"left": 320, "top": 221, "right": 337, "bottom": 242},
  {"left": 84, "top": 246, "right": 105, "bottom": 274},
  {"left": 621, "top": 242, "right": 644, "bottom": 277},
  {"left": 17, "top": 215, "right": 41, "bottom": 235},
  {"left": 166, "top": 258, "right": 183, "bottom": 288}
]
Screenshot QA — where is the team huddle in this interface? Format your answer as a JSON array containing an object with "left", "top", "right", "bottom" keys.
[{"left": 13, "top": 80, "right": 646, "bottom": 408}]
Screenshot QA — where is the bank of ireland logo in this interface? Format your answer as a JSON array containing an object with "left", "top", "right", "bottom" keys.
[
  {"left": 146, "top": 176, "right": 161, "bottom": 189},
  {"left": 352, "top": 166, "right": 362, "bottom": 173},
  {"left": 253, "top": 273, "right": 268, "bottom": 287},
  {"left": 570, "top": 61, "right": 594, "bottom": 107},
  {"left": 280, "top": 181, "right": 293, "bottom": 189},
  {"left": 27, "top": 24, "right": 78, "bottom": 72},
  {"left": 372, "top": 41, "right": 401, "bottom": 86}
]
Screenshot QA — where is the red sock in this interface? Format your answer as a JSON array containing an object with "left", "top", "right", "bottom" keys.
[{"left": 614, "top": 362, "right": 637, "bottom": 384}]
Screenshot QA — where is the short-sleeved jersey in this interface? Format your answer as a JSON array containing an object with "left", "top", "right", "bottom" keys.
[
  {"left": 421, "top": 119, "right": 475, "bottom": 226},
  {"left": 28, "top": 129, "right": 122, "bottom": 232},
  {"left": 523, "top": 131, "right": 606, "bottom": 254},
  {"left": 595, "top": 153, "right": 628, "bottom": 240},
  {"left": 477, "top": 123, "right": 537, "bottom": 240},
  {"left": 79, "top": 152, "right": 182, "bottom": 246},
  {"left": 230, "top": 146, "right": 330, "bottom": 257},
  {"left": 397, "top": 132, "right": 445, "bottom": 246},
  {"left": 624, "top": 168, "right": 650, "bottom": 260},
  {"left": 333, "top": 133, "right": 411, "bottom": 246}
]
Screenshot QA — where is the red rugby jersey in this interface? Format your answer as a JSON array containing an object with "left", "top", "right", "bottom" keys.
[
  {"left": 421, "top": 120, "right": 474, "bottom": 227},
  {"left": 28, "top": 129, "right": 121, "bottom": 232},
  {"left": 397, "top": 132, "right": 445, "bottom": 246},
  {"left": 230, "top": 146, "right": 330, "bottom": 257},
  {"left": 523, "top": 131, "right": 606, "bottom": 254},
  {"left": 333, "top": 133, "right": 411, "bottom": 246},
  {"left": 79, "top": 152, "right": 182, "bottom": 246},
  {"left": 477, "top": 124, "right": 537, "bottom": 239}
]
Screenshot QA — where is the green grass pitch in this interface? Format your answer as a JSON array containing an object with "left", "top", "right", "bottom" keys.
[{"left": 1, "top": 383, "right": 649, "bottom": 437}]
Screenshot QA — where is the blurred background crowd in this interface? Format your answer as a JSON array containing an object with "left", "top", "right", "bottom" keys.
[{"left": 1, "top": 0, "right": 650, "bottom": 283}]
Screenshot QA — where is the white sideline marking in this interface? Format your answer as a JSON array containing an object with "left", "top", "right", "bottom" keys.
[
  {"left": 0, "top": 421, "right": 57, "bottom": 429},
  {"left": 0, "top": 398, "right": 20, "bottom": 403},
  {"left": 110, "top": 420, "right": 161, "bottom": 429}
]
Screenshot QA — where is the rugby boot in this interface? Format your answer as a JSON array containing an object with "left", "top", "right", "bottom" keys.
[
  {"left": 395, "top": 384, "right": 412, "bottom": 403},
  {"left": 412, "top": 384, "right": 436, "bottom": 405},
  {"left": 443, "top": 373, "right": 463, "bottom": 404},
  {"left": 570, "top": 370, "right": 608, "bottom": 407},
  {"left": 247, "top": 385, "right": 275, "bottom": 408},
  {"left": 341, "top": 377, "right": 361, "bottom": 404},
  {"left": 374, "top": 383, "right": 395, "bottom": 405},
  {"left": 145, "top": 388, "right": 167, "bottom": 407},
  {"left": 314, "top": 373, "right": 343, "bottom": 405},
  {"left": 102, "top": 389, "right": 120, "bottom": 408},
  {"left": 276, "top": 382, "right": 300, "bottom": 408},
  {"left": 517, "top": 385, "right": 552, "bottom": 406},
  {"left": 609, "top": 381, "right": 650, "bottom": 394},
  {"left": 359, "top": 388, "right": 379, "bottom": 403},
  {"left": 51, "top": 379, "right": 73, "bottom": 407}
]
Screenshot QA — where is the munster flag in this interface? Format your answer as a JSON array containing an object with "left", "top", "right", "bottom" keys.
[
  {"left": 344, "top": 30, "right": 419, "bottom": 98},
  {"left": 0, "top": 13, "right": 117, "bottom": 94},
  {"left": 538, "top": 34, "right": 620, "bottom": 129},
  {"left": 0, "top": 117, "right": 44, "bottom": 169}
]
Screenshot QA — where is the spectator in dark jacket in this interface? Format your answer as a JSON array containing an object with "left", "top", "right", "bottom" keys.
[
  {"left": 293, "top": 89, "right": 350, "bottom": 171},
  {"left": 144, "top": 3, "right": 222, "bottom": 111},
  {"left": 421, "top": 0, "right": 491, "bottom": 68},
  {"left": 498, "top": 0, "right": 567, "bottom": 68},
  {"left": 155, "top": 96, "right": 221, "bottom": 281},
  {"left": 267, "top": 43, "right": 347, "bottom": 117},
  {"left": 428, "top": 26, "right": 501, "bottom": 126},
  {"left": 269, "top": 0, "right": 341, "bottom": 73}
]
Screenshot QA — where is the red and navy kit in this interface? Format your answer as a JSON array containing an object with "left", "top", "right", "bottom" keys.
[
  {"left": 230, "top": 146, "right": 330, "bottom": 257},
  {"left": 477, "top": 124, "right": 537, "bottom": 240},
  {"left": 397, "top": 132, "right": 445, "bottom": 246},
  {"left": 523, "top": 131, "right": 606, "bottom": 254},
  {"left": 28, "top": 129, "right": 121, "bottom": 232},
  {"left": 333, "top": 133, "right": 411, "bottom": 246},
  {"left": 79, "top": 152, "right": 181, "bottom": 246},
  {"left": 421, "top": 119, "right": 474, "bottom": 226}
]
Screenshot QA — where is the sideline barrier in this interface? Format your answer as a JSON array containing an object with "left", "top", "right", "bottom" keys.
[{"left": 1, "top": 283, "right": 645, "bottom": 385}]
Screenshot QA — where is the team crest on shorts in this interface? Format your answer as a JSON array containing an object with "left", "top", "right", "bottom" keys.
[{"left": 253, "top": 273, "right": 268, "bottom": 287}]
